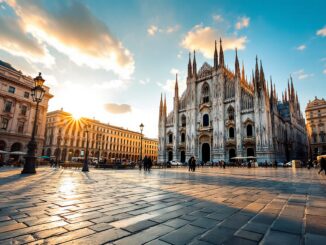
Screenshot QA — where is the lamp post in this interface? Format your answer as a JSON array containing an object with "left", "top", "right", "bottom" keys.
[
  {"left": 82, "top": 124, "right": 89, "bottom": 172},
  {"left": 97, "top": 133, "right": 101, "bottom": 164},
  {"left": 139, "top": 123, "right": 144, "bottom": 161},
  {"left": 22, "top": 73, "right": 45, "bottom": 174},
  {"left": 56, "top": 135, "right": 62, "bottom": 165}
]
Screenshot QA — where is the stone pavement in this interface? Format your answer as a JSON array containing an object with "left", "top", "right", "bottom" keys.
[{"left": 0, "top": 166, "right": 325, "bottom": 245}]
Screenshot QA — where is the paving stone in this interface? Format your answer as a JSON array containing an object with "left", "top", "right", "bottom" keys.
[
  {"left": 0, "top": 222, "right": 26, "bottom": 233},
  {"left": 160, "top": 224, "right": 205, "bottom": 244},
  {"left": 223, "top": 236, "right": 258, "bottom": 245},
  {"left": 200, "top": 226, "right": 236, "bottom": 245},
  {"left": 306, "top": 214, "right": 326, "bottom": 235},
  {"left": 45, "top": 227, "right": 95, "bottom": 244},
  {"left": 61, "top": 228, "right": 130, "bottom": 244},
  {"left": 250, "top": 213, "right": 277, "bottom": 225},
  {"left": 89, "top": 222, "right": 113, "bottom": 232},
  {"left": 262, "top": 230, "right": 301, "bottom": 245},
  {"left": 64, "top": 221, "right": 94, "bottom": 231},
  {"left": 220, "top": 213, "right": 251, "bottom": 230},
  {"left": 145, "top": 239, "right": 171, "bottom": 245},
  {"left": 235, "top": 229, "right": 263, "bottom": 242},
  {"left": 271, "top": 216, "right": 303, "bottom": 234},
  {"left": 242, "top": 222, "right": 269, "bottom": 234},
  {"left": 114, "top": 224, "right": 174, "bottom": 245},
  {"left": 1, "top": 234, "right": 35, "bottom": 245},
  {"left": 35, "top": 227, "right": 68, "bottom": 239},
  {"left": 123, "top": 220, "right": 158, "bottom": 233},
  {"left": 191, "top": 217, "right": 217, "bottom": 229},
  {"left": 305, "top": 233, "right": 326, "bottom": 245},
  {"left": 164, "top": 218, "right": 190, "bottom": 228}
]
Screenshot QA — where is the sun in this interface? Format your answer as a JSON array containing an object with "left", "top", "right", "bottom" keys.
[{"left": 72, "top": 111, "right": 83, "bottom": 120}]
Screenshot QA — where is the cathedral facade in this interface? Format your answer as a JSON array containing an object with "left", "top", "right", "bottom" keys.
[{"left": 158, "top": 40, "right": 308, "bottom": 164}]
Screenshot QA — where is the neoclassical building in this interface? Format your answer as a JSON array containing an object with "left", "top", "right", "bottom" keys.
[
  {"left": 0, "top": 60, "right": 53, "bottom": 160},
  {"left": 44, "top": 109, "right": 158, "bottom": 162},
  {"left": 305, "top": 97, "right": 326, "bottom": 158},
  {"left": 158, "top": 40, "right": 307, "bottom": 164}
]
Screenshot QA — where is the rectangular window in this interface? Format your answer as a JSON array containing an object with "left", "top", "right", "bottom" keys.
[
  {"left": 24, "top": 92, "right": 30, "bottom": 98},
  {"left": 1, "top": 118, "right": 9, "bottom": 130},
  {"left": 21, "top": 105, "right": 27, "bottom": 116},
  {"left": 8, "top": 86, "right": 15, "bottom": 93},
  {"left": 4, "top": 101, "right": 12, "bottom": 112},
  {"left": 17, "top": 122, "right": 24, "bottom": 134}
]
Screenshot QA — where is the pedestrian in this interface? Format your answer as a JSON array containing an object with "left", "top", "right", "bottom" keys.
[
  {"left": 223, "top": 160, "right": 226, "bottom": 169},
  {"left": 139, "top": 159, "right": 142, "bottom": 171},
  {"left": 143, "top": 156, "right": 148, "bottom": 171},
  {"left": 148, "top": 157, "right": 152, "bottom": 172},
  {"left": 188, "top": 157, "right": 193, "bottom": 172},
  {"left": 318, "top": 157, "right": 326, "bottom": 175},
  {"left": 191, "top": 156, "right": 196, "bottom": 172}
]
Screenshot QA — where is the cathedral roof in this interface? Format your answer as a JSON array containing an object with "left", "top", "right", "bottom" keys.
[{"left": 198, "top": 62, "right": 212, "bottom": 78}]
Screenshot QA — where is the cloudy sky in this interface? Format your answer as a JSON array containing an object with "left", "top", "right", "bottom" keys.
[{"left": 0, "top": 0, "right": 325, "bottom": 138}]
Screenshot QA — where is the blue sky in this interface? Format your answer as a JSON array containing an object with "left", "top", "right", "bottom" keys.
[{"left": 0, "top": 0, "right": 325, "bottom": 138}]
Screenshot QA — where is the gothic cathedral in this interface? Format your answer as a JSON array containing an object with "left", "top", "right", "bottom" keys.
[{"left": 158, "top": 39, "right": 308, "bottom": 164}]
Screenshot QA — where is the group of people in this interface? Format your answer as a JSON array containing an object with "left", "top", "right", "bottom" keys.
[
  {"left": 139, "top": 156, "right": 153, "bottom": 172},
  {"left": 188, "top": 156, "right": 197, "bottom": 172},
  {"left": 318, "top": 157, "right": 326, "bottom": 175}
]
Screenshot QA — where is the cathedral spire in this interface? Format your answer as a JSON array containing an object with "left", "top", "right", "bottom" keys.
[
  {"left": 187, "top": 52, "right": 192, "bottom": 78},
  {"left": 214, "top": 40, "right": 218, "bottom": 70},
  {"left": 159, "top": 93, "right": 163, "bottom": 120},
  {"left": 193, "top": 50, "right": 197, "bottom": 78},
  {"left": 163, "top": 94, "right": 167, "bottom": 118},
  {"left": 235, "top": 48, "right": 240, "bottom": 78},
  {"left": 219, "top": 38, "right": 224, "bottom": 67},
  {"left": 290, "top": 75, "right": 295, "bottom": 101},
  {"left": 241, "top": 61, "right": 245, "bottom": 82},
  {"left": 255, "top": 56, "right": 260, "bottom": 89},
  {"left": 175, "top": 73, "right": 179, "bottom": 98}
]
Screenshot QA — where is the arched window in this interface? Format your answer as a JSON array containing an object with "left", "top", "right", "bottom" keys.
[
  {"left": 228, "top": 106, "right": 234, "bottom": 120},
  {"left": 201, "top": 83, "right": 210, "bottom": 103},
  {"left": 181, "top": 115, "right": 186, "bottom": 127},
  {"left": 203, "top": 114, "right": 209, "bottom": 127},
  {"left": 181, "top": 133, "right": 185, "bottom": 143},
  {"left": 229, "top": 127, "right": 235, "bottom": 138},
  {"left": 168, "top": 134, "right": 173, "bottom": 143},
  {"left": 247, "top": 124, "right": 253, "bottom": 137}
]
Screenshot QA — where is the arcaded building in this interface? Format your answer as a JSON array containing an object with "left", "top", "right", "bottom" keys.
[
  {"left": 0, "top": 60, "right": 53, "bottom": 160},
  {"left": 158, "top": 40, "right": 307, "bottom": 164},
  {"left": 44, "top": 109, "right": 158, "bottom": 162},
  {"left": 305, "top": 97, "right": 326, "bottom": 158}
]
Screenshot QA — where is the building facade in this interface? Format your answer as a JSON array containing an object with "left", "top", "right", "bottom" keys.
[
  {"left": 158, "top": 40, "right": 307, "bottom": 164},
  {"left": 44, "top": 109, "right": 158, "bottom": 162},
  {"left": 0, "top": 61, "right": 53, "bottom": 160},
  {"left": 305, "top": 97, "right": 326, "bottom": 159}
]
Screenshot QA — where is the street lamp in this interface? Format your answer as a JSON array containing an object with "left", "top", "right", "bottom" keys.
[
  {"left": 22, "top": 73, "right": 45, "bottom": 174},
  {"left": 97, "top": 133, "right": 101, "bottom": 164},
  {"left": 82, "top": 124, "right": 90, "bottom": 172},
  {"left": 139, "top": 123, "right": 144, "bottom": 161}
]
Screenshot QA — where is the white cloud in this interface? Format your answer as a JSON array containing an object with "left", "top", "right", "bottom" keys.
[
  {"left": 147, "top": 24, "right": 180, "bottom": 36},
  {"left": 139, "top": 78, "right": 150, "bottom": 85},
  {"left": 316, "top": 26, "right": 326, "bottom": 36},
  {"left": 0, "top": 14, "right": 55, "bottom": 67},
  {"left": 212, "top": 15, "right": 223, "bottom": 23},
  {"left": 147, "top": 25, "right": 159, "bottom": 36},
  {"left": 235, "top": 17, "right": 250, "bottom": 30},
  {"left": 177, "top": 51, "right": 183, "bottom": 59},
  {"left": 293, "top": 69, "right": 314, "bottom": 80},
  {"left": 296, "top": 44, "right": 306, "bottom": 51},
  {"left": 323, "top": 69, "right": 326, "bottom": 75},
  {"left": 92, "top": 80, "right": 129, "bottom": 90},
  {"left": 104, "top": 103, "right": 132, "bottom": 114},
  {"left": 181, "top": 25, "right": 247, "bottom": 58},
  {"left": 157, "top": 73, "right": 186, "bottom": 95},
  {"left": 170, "top": 68, "right": 180, "bottom": 75},
  {"left": 7, "top": 0, "right": 134, "bottom": 78},
  {"left": 166, "top": 25, "right": 180, "bottom": 33}
]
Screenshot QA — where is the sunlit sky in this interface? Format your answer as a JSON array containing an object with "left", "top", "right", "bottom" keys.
[{"left": 0, "top": 0, "right": 325, "bottom": 138}]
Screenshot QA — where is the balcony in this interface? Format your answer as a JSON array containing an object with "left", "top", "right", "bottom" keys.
[
  {"left": 243, "top": 136, "right": 255, "bottom": 145},
  {"left": 226, "top": 138, "right": 236, "bottom": 146}
]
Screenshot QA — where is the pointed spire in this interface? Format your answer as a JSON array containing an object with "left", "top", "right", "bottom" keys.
[
  {"left": 193, "top": 50, "right": 197, "bottom": 78},
  {"left": 287, "top": 79, "right": 291, "bottom": 100},
  {"left": 255, "top": 56, "right": 259, "bottom": 88},
  {"left": 175, "top": 73, "right": 179, "bottom": 98},
  {"left": 282, "top": 92, "right": 284, "bottom": 103},
  {"left": 219, "top": 38, "right": 224, "bottom": 67},
  {"left": 259, "top": 60, "right": 265, "bottom": 85},
  {"left": 163, "top": 94, "right": 167, "bottom": 118},
  {"left": 188, "top": 52, "right": 192, "bottom": 78},
  {"left": 241, "top": 61, "right": 245, "bottom": 81},
  {"left": 290, "top": 75, "right": 295, "bottom": 101},
  {"left": 159, "top": 93, "right": 163, "bottom": 120},
  {"left": 214, "top": 40, "right": 218, "bottom": 70},
  {"left": 270, "top": 77, "right": 273, "bottom": 100},
  {"left": 235, "top": 48, "right": 240, "bottom": 78},
  {"left": 285, "top": 89, "right": 288, "bottom": 102}
]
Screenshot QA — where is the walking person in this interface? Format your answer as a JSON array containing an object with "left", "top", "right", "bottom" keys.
[
  {"left": 188, "top": 156, "right": 193, "bottom": 172},
  {"left": 143, "top": 156, "right": 148, "bottom": 171},
  {"left": 318, "top": 157, "right": 326, "bottom": 175},
  {"left": 191, "top": 156, "right": 196, "bottom": 172},
  {"left": 148, "top": 157, "right": 152, "bottom": 172}
]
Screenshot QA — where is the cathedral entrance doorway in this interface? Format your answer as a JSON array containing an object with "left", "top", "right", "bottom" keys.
[
  {"left": 229, "top": 149, "right": 236, "bottom": 162},
  {"left": 168, "top": 151, "right": 173, "bottom": 161},
  {"left": 247, "top": 148, "right": 255, "bottom": 157},
  {"left": 202, "top": 143, "right": 210, "bottom": 163},
  {"left": 180, "top": 151, "right": 185, "bottom": 163}
]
